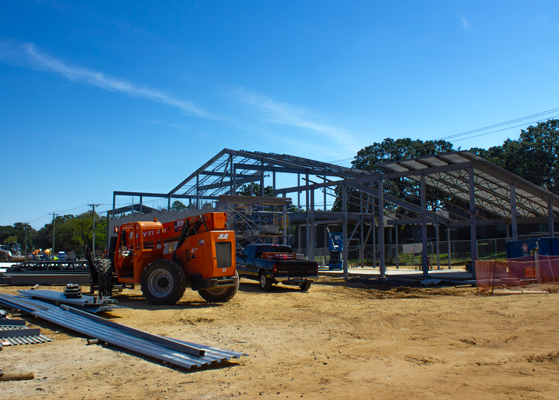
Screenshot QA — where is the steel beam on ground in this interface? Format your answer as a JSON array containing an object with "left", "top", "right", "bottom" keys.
[
  {"left": 1, "top": 273, "right": 90, "bottom": 285},
  {"left": 0, "top": 328, "right": 41, "bottom": 338},
  {"left": 0, "top": 294, "right": 246, "bottom": 369}
]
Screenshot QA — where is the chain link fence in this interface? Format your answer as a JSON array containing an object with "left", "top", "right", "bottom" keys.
[{"left": 302, "top": 238, "right": 510, "bottom": 269}]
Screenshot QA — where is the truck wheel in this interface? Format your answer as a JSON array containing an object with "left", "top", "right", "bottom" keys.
[
  {"left": 141, "top": 259, "right": 187, "bottom": 305},
  {"left": 259, "top": 272, "right": 273, "bottom": 291},
  {"left": 198, "top": 272, "right": 239, "bottom": 302},
  {"left": 300, "top": 281, "right": 312, "bottom": 291},
  {"left": 97, "top": 259, "right": 114, "bottom": 297}
]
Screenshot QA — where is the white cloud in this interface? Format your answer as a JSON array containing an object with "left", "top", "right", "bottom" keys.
[
  {"left": 461, "top": 17, "right": 470, "bottom": 30},
  {"left": 148, "top": 120, "right": 189, "bottom": 130},
  {"left": 0, "top": 40, "right": 210, "bottom": 118},
  {"left": 231, "top": 87, "right": 358, "bottom": 152}
]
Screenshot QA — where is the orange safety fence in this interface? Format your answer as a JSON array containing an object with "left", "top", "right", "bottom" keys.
[{"left": 476, "top": 255, "right": 559, "bottom": 293}]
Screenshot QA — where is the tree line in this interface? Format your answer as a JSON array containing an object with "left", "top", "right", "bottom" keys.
[
  {"left": 332, "top": 119, "right": 559, "bottom": 214},
  {"left": 2, "top": 119, "right": 557, "bottom": 254},
  {"left": 0, "top": 211, "right": 107, "bottom": 255}
]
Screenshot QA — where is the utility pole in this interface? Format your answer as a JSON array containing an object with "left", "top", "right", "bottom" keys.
[
  {"left": 49, "top": 213, "right": 58, "bottom": 254},
  {"left": 24, "top": 223, "right": 27, "bottom": 254},
  {"left": 88, "top": 204, "right": 100, "bottom": 259}
]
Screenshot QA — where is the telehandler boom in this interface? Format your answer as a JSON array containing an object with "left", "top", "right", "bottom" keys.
[{"left": 94, "top": 212, "right": 238, "bottom": 305}]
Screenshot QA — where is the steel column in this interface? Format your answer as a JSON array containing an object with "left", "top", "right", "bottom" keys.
[
  {"left": 323, "top": 225, "right": 328, "bottom": 267},
  {"left": 435, "top": 221, "right": 440, "bottom": 269},
  {"left": 395, "top": 222, "right": 399, "bottom": 269},
  {"left": 323, "top": 176, "right": 327, "bottom": 211},
  {"left": 310, "top": 189, "right": 315, "bottom": 261},
  {"left": 447, "top": 226, "right": 451, "bottom": 269},
  {"left": 229, "top": 155, "right": 235, "bottom": 195},
  {"left": 298, "top": 225, "right": 302, "bottom": 255},
  {"left": 549, "top": 202, "right": 555, "bottom": 237},
  {"left": 196, "top": 173, "right": 200, "bottom": 209},
  {"left": 378, "top": 179, "right": 385, "bottom": 277},
  {"left": 282, "top": 192, "right": 287, "bottom": 245},
  {"left": 297, "top": 174, "right": 301, "bottom": 210},
  {"left": 260, "top": 161, "right": 265, "bottom": 196},
  {"left": 469, "top": 167, "right": 478, "bottom": 278},
  {"left": 360, "top": 192, "right": 364, "bottom": 268},
  {"left": 420, "top": 175, "right": 429, "bottom": 278},
  {"left": 342, "top": 184, "right": 348, "bottom": 278},
  {"left": 510, "top": 184, "right": 518, "bottom": 241},
  {"left": 372, "top": 208, "right": 376, "bottom": 268}
]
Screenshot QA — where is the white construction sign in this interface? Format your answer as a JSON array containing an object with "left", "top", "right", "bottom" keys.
[{"left": 402, "top": 243, "right": 423, "bottom": 254}]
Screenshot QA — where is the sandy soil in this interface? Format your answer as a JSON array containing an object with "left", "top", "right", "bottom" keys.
[{"left": 1, "top": 277, "right": 559, "bottom": 400}]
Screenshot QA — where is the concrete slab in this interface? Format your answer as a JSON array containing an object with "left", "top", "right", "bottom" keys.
[{"left": 319, "top": 266, "right": 473, "bottom": 280}]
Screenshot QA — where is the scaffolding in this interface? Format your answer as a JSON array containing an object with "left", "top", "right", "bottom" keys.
[{"left": 216, "top": 195, "right": 292, "bottom": 249}]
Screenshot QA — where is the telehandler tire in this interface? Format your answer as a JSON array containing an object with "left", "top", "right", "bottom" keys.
[
  {"left": 300, "top": 281, "right": 312, "bottom": 291},
  {"left": 97, "top": 259, "right": 115, "bottom": 297},
  {"left": 141, "top": 259, "right": 187, "bottom": 305},
  {"left": 198, "top": 272, "right": 239, "bottom": 302}
]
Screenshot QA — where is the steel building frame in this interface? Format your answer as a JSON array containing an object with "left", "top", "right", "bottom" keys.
[{"left": 111, "top": 149, "right": 559, "bottom": 280}]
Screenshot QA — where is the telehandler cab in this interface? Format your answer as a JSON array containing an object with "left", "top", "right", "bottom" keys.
[{"left": 92, "top": 212, "right": 239, "bottom": 305}]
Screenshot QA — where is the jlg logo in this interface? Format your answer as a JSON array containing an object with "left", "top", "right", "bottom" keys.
[{"left": 217, "top": 233, "right": 229, "bottom": 240}]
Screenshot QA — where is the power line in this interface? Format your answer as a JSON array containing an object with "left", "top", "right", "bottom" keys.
[
  {"left": 452, "top": 115, "right": 559, "bottom": 143},
  {"left": 438, "top": 107, "right": 559, "bottom": 142}
]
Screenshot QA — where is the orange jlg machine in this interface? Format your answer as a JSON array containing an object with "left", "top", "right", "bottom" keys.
[{"left": 92, "top": 212, "right": 238, "bottom": 305}]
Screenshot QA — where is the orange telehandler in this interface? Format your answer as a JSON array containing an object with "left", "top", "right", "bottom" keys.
[{"left": 91, "top": 212, "right": 239, "bottom": 305}]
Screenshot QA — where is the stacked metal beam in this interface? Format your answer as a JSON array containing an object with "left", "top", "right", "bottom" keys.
[
  {"left": 0, "top": 294, "right": 247, "bottom": 369},
  {"left": 0, "top": 317, "right": 52, "bottom": 346}
]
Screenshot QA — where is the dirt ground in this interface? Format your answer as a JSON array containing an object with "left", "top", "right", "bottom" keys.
[{"left": 1, "top": 277, "right": 559, "bottom": 400}]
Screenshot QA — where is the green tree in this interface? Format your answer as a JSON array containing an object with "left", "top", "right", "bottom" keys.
[
  {"left": 352, "top": 138, "right": 456, "bottom": 173},
  {"left": 34, "top": 214, "right": 75, "bottom": 252},
  {"left": 334, "top": 138, "right": 456, "bottom": 213},
  {"left": 171, "top": 200, "right": 188, "bottom": 211},
  {"left": 236, "top": 183, "right": 274, "bottom": 197},
  {"left": 0, "top": 225, "right": 17, "bottom": 244},
  {"left": 12, "top": 223, "right": 37, "bottom": 253},
  {"left": 470, "top": 119, "right": 559, "bottom": 195},
  {"left": 31, "top": 212, "right": 107, "bottom": 254}
]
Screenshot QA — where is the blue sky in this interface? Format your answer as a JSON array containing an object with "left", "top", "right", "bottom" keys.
[{"left": 1, "top": 1, "right": 559, "bottom": 229}]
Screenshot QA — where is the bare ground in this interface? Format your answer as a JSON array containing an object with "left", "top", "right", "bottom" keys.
[{"left": 1, "top": 277, "right": 559, "bottom": 399}]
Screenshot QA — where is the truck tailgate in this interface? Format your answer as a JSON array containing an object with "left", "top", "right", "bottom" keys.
[{"left": 274, "top": 260, "right": 317, "bottom": 276}]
